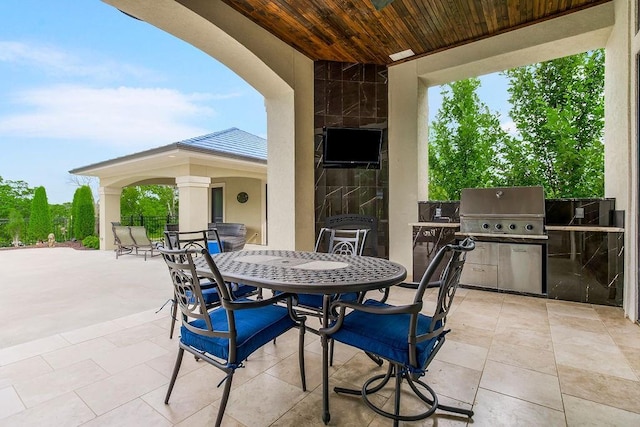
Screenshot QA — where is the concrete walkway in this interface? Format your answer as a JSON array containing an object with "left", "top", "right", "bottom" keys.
[{"left": 0, "top": 247, "right": 171, "bottom": 349}]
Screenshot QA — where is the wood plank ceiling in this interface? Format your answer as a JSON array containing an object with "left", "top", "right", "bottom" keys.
[{"left": 219, "top": 0, "right": 610, "bottom": 65}]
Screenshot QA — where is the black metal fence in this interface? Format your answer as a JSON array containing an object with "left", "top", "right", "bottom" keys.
[
  {"left": 0, "top": 215, "right": 178, "bottom": 246},
  {"left": 0, "top": 216, "right": 71, "bottom": 247},
  {"left": 120, "top": 215, "right": 178, "bottom": 241}
]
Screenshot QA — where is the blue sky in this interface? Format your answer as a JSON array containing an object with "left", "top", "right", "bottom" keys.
[
  {"left": 0, "top": 0, "right": 266, "bottom": 204},
  {"left": 0, "top": 1, "right": 509, "bottom": 205}
]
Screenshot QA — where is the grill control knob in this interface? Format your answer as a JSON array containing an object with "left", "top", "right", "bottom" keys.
[
  {"left": 495, "top": 224, "right": 503, "bottom": 230},
  {"left": 525, "top": 224, "right": 534, "bottom": 231},
  {"left": 509, "top": 224, "right": 517, "bottom": 230},
  {"left": 482, "top": 223, "right": 490, "bottom": 230}
]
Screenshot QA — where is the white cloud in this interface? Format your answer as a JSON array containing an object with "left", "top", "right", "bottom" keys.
[
  {"left": 0, "top": 84, "right": 222, "bottom": 147},
  {"left": 501, "top": 120, "right": 519, "bottom": 136},
  {"left": 0, "top": 41, "right": 158, "bottom": 82}
]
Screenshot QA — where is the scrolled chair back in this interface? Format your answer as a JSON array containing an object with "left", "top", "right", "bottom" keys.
[
  {"left": 409, "top": 237, "right": 475, "bottom": 368},
  {"left": 159, "top": 246, "right": 232, "bottom": 340}
]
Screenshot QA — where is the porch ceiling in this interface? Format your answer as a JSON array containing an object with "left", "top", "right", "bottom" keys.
[{"left": 209, "top": 0, "right": 609, "bottom": 65}]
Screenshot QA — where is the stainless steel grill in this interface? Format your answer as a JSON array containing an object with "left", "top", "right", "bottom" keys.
[{"left": 459, "top": 186, "right": 546, "bottom": 239}]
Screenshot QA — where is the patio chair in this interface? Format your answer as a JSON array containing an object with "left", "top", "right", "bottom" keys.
[
  {"left": 159, "top": 246, "right": 306, "bottom": 427},
  {"left": 320, "top": 237, "right": 475, "bottom": 426},
  {"left": 128, "top": 226, "right": 160, "bottom": 260},
  {"left": 112, "top": 224, "right": 135, "bottom": 259},
  {"left": 163, "top": 229, "right": 256, "bottom": 339},
  {"left": 292, "top": 228, "right": 370, "bottom": 364}
]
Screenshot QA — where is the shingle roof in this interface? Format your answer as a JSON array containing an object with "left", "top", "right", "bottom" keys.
[
  {"left": 69, "top": 128, "right": 267, "bottom": 174},
  {"left": 178, "top": 128, "right": 266, "bottom": 160}
]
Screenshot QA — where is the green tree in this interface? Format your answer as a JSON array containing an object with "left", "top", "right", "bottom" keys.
[
  {"left": 428, "top": 78, "right": 511, "bottom": 200},
  {"left": 28, "top": 186, "right": 52, "bottom": 242},
  {"left": 72, "top": 185, "right": 95, "bottom": 240},
  {"left": 0, "top": 177, "right": 33, "bottom": 218},
  {"left": 503, "top": 49, "right": 605, "bottom": 197},
  {"left": 121, "top": 185, "right": 178, "bottom": 217},
  {"left": 6, "top": 209, "right": 26, "bottom": 246}
]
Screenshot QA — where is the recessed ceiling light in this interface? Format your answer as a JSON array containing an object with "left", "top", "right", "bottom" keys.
[
  {"left": 389, "top": 49, "right": 415, "bottom": 61},
  {"left": 168, "top": 155, "right": 176, "bottom": 158}
]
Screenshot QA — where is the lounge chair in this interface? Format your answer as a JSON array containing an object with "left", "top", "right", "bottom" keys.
[
  {"left": 112, "top": 224, "right": 135, "bottom": 259},
  {"left": 128, "top": 226, "right": 160, "bottom": 260}
]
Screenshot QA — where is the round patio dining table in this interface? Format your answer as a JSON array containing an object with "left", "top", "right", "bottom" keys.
[{"left": 200, "top": 249, "right": 407, "bottom": 424}]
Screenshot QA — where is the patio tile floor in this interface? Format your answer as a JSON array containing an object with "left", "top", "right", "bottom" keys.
[{"left": 1, "top": 248, "right": 639, "bottom": 425}]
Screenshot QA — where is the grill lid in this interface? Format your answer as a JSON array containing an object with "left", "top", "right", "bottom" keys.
[{"left": 460, "top": 186, "right": 545, "bottom": 217}]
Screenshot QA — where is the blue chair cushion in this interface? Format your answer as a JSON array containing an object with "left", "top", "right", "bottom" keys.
[
  {"left": 195, "top": 282, "right": 256, "bottom": 304},
  {"left": 185, "top": 287, "right": 220, "bottom": 305},
  {"left": 330, "top": 299, "right": 441, "bottom": 369},
  {"left": 180, "top": 298, "right": 295, "bottom": 364},
  {"left": 230, "top": 283, "right": 257, "bottom": 298},
  {"left": 296, "top": 292, "right": 359, "bottom": 309}
]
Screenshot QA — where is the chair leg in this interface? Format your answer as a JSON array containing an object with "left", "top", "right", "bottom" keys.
[
  {"left": 393, "top": 368, "right": 402, "bottom": 427},
  {"left": 298, "top": 322, "right": 307, "bottom": 391},
  {"left": 329, "top": 338, "right": 334, "bottom": 367},
  {"left": 336, "top": 362, "right": 466, "bottom": 423},
  {"left": 215, "top": 371, "right": 234, "bottom": 427},
  {"left": 164, "top": 347, "right": 184, "bottom": 404},
  {"left": 365, "top": 351, "right": 384, "bottom": 366},
  {"left": 169, "top": 299, "right": 177, "bottom": 339}
]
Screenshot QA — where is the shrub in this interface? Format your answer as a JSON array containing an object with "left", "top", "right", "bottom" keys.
[
  {"left": 72, "top": 186, "right": 95, "bottom": 240},
  {"left": 82, "top": 235, "right": 99, "bottom": 249},
  {"left": 28, "top": 187, "right": 52, "bottom": 242}
]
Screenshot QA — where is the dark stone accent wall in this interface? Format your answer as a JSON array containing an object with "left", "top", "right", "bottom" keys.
[
  {"left": 547, "top": 231, "right": 624, "bottom": 306},
  {"left": 314, "top": 61, "right": 389, "bottom": 257}
]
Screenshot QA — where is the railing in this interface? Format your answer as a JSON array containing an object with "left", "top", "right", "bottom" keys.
[{"left": 120, "top": 215, "right": 178, "bottom": 241}]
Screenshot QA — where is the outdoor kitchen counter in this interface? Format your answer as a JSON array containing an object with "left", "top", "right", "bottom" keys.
[
  {"left": 409, "top": 222, "right": 460, "bottom": 227},
  {"left": 545, "top": 226, "right": 624, "bottom": 306},
  {"left": 410, "top": 222, "right": 625, "bottom": 307},
  {"left": 545, "top": 225, "right": 624, "bottom": 232},
  {"left": 411, "top": 223, "right": 459, "bottom": 281}
]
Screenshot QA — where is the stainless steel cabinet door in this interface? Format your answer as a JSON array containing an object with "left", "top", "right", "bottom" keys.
[{"left": 497, "top": 243, "right": 542, "bottom": 293}]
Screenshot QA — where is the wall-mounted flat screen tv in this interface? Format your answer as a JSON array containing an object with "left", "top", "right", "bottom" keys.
[{"left": 322, "top": 127, "right": 383, "bottom": 169}]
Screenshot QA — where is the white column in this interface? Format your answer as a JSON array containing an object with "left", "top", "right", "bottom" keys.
[
  {"left": 99, "top": 186, "right": 121, "bottom": 251},
  {"left": 388, "top": 62, "right": 420, "bottom": 280},
  {"left": 264, "top": 53, "right": 315, "bottom": 250},
  {"left": 176, "top": 176, "right": 211, "bottom": 232}
]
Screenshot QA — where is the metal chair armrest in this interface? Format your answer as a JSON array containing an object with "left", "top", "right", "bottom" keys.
[{"left": 320, "top": 301, "right": 422, "bottom": 335}]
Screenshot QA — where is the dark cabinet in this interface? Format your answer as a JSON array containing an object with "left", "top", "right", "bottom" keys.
[{"left": 546, "top": 229, "right": 624, "bottom": 306}]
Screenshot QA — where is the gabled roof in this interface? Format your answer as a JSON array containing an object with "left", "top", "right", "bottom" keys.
[{"left": 69, "top": 127, "right": 266, "bottom": 174}]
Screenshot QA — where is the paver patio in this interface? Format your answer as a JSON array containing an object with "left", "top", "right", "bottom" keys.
[{"left": 1, "top": 247, "right": 639, "bottom": 425}]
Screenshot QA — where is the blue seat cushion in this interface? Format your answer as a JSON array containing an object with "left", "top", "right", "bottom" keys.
[
  {"left": 185, "top": 287, "right": 220, "bottom": 305},
  {"left": 330, "top": 300, "right": 441, "bottom": 368},
  {"left": 296, "top": 292, "right": 359, "bottom": 309},
  {"left": 230, "top": 283, "right": 257, "bottom": 298},
  {"left": 195, "top": 282, "right": 256, "bottom": 304},
  {"left": 180, "top": 298, "right": 295, "bottom": 364}
]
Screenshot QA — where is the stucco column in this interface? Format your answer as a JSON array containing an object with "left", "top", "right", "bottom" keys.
[
  {"left": 388, "top": 62, "right": 420, "bottom": 280},
  {"left": 176, "top": 176, "right": 211, "bottom": 232},
  {"left": 99, "top": 186, "right": 121, "bottom": 251},
  {"left": 264, "top": 54, "right": 315, "bottom": 251}
]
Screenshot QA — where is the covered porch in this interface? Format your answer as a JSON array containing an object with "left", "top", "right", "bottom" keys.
[{"left": 101, "top": 0, "right": 638, "bottom": 322}]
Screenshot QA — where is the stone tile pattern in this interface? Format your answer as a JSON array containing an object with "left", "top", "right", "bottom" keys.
[
  {"left": 1, "top": 290, "right": 640, "bottom": 425},
  {"left": 314, "top": 61, "right": 389, "bottom": 257}
]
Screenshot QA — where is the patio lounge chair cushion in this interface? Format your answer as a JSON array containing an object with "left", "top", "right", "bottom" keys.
[
  {"left": 180, "top": 297, "right": 296, "bottom": 364},
  {"left": 329, "top": 299, "right": 440, "bottom": 368}
]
